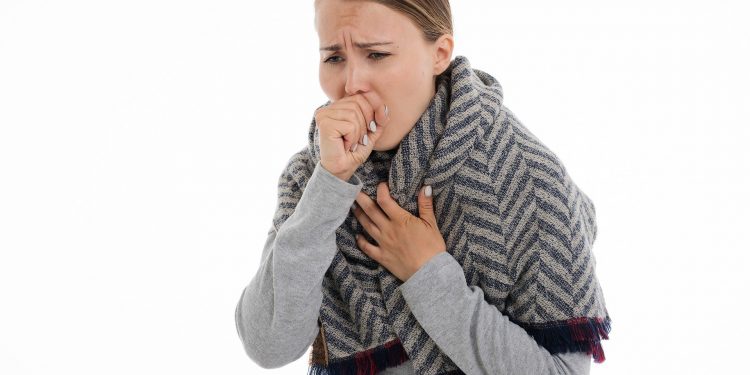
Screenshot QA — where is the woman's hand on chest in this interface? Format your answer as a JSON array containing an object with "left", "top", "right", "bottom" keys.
[{"left": 352, "top": 182, "right": 446, "bottom": 282}]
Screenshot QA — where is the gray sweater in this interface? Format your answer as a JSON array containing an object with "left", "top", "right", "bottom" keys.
[{"left": 235, "top": 161, "right": 593, "bottom": 374}]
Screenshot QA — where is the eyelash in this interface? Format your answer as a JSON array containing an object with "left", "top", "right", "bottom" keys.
[{"left": 324, "top": 52, "right": 390, "bottom": 64}]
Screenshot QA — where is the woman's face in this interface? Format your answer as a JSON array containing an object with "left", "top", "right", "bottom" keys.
[{"left": 315, "top": 0, "right": 453, "bottom": 151}]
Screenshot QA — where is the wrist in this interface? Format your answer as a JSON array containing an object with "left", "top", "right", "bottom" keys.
[
  {"left": 320, "top": 161, "right": 353, "bottom": 182},
  {"left": 334, "top": 172, "right": 354, "bottom": 182}
]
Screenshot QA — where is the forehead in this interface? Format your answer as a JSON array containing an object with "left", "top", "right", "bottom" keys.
[{"left": 315, "top": 0, "right": 415, "bottom": 42}]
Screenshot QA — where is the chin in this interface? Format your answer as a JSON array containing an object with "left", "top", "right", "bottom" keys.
[
  {"left": 372, "top": 131, "right": 392, "bottom": 151},
  {"left": 373, "top": 141, "right": 399, "bottom": 152}
]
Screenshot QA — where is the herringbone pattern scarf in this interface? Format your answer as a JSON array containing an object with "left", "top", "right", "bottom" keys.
[{"left": 272, "top": 55, "right": 611, "bottom": 375}]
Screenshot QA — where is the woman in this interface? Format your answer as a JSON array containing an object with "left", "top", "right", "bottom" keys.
[{"left": 235, "top": 0, "right": 611, "bottom": 374}]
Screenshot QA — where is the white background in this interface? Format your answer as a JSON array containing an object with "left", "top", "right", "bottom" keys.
[{"left": 1, "top": 1, "right": 748, "bottom": 374}]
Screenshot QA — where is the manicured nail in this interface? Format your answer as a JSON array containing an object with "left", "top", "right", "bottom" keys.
[
  {"left": 424, "top": 185, "right": 432, "bottom": 197},
  {"left": 363, "top": 134, "right": 369, "bottom": 146},
  {"left": 384, "top": 105, "right": 389, "bottom": 118},
  {"left": 369, "top": 120, "right": 377, "bottom": 132},
  {"left": 352, "top": 143, "right": 358, "bottom": 152}
]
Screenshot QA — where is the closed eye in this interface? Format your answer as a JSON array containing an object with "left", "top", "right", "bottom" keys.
[
  {"left": 324, "top": 52, "right": 391, "bottom": 64},
  {"left": 368, "top": 52, "right": 389, "bottom": 61}
]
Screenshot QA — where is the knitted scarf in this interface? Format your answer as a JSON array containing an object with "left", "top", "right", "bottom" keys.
[{"left": 273, "top": 55, "right": 611, "bottom": 375}]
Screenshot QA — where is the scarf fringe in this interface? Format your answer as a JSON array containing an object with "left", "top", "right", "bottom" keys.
[
  {"left": 512, "top": 315, "right": 612, "bottom": 363},
  {"left": 308, "top": 338, "right": 410, "bottom": 375},
  {"left": 307, "top": 316, "right": 610, "bottom": 374}
]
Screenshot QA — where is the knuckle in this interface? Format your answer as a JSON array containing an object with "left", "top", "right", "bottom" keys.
[
  {"left": 358, "top": 97, "right": 373, "bottom": 121},
  {"left": 354, "top": 95, "right": 370, "bottom": 113},
  {"left": 376, "top": 195, "right": 387, "bottom": 206},
  {"left": 343, "top": 109, "right": 356, "bottom": 124},
  {"left": 347, "top": 97, "right": 366, "bottom": 119},
  {"left": 358, "top": 93, "right": 373, "bottom": 108},
  {"left": 346, "top": 121, "right": 356, "bottom": 133}
]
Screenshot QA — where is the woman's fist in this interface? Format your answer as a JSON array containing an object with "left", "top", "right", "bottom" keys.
[{"left": 314, "top": 93, "right": 389, "bottom": 181}]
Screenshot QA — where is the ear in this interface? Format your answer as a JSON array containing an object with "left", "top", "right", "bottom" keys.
[{"left": 432, "top": 34, "right": 454, "bottom": 75}]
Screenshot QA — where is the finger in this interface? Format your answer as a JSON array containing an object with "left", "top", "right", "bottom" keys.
[
  {"left": 355, "top": 233, "right": 383, "bottom": 261},
  {"left": 418, "top": 185, "right": 437, "bottom": 226},
  {"left": 355, "top": 191, "right": 389, "bottom": 228},
  {"left": 352, "top": 204, "right": 381, "bottom": 238},
  {"left": 324, "top": 106, "right": 363, "bottom": 151},
  {"left": 337, "top": 99, "right": 368, "bottom": 150},
  {"left": 313, "top": 101, "right": 332, "bottom": 122},
  {"left": 348, "top": 94, "right": 375, "bottom": 143},
  {"left": 376, "top": 181, "right": 404, "bottom": 219},
  {"left": 319, "top": 116, "right": 357, "bottom": 153},
  {"left": 363, "top": 94, "right": 389, "bottom": 133}
]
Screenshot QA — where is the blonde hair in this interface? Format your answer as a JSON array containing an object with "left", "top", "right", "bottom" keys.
[{"left": 315, "top": 0, "right": 453, "bottom": 42}]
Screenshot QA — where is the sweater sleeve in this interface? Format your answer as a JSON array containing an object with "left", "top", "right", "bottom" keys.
[
  {"left": 234, "top": 160, "right": 363, "bottom": 369},
  {"left": 398, "top": 252, "right": 592, "bottom": 375}
]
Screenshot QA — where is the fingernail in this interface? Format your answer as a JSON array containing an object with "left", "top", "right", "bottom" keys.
[
  {"left": 384, "top": 105, "right": 389, "bottom": 118},
  {"left": 352, "top": 143, "right": 358, "bottom": 152},
  {"left": 369, "top": 120, "right": 377, "bottom": 132},
  {"left": 424, "top": 185, "right": 432, "bottom": 197},
  {"left": 363, "top": 134, "right": 369, "bottom": 146}
]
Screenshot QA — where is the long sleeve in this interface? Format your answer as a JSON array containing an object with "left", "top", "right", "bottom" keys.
[
  {"left": 234, "top": 160, "right": 363, "bottom": 369},
  {"left": 398, "top": 252, "right": 592, "bottom": 375}
]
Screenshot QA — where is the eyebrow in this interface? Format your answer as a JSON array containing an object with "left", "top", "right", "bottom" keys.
[{"left": 319, "top": 41, "right": 393, "bottom": 51}]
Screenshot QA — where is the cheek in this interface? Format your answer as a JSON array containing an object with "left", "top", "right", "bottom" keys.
[
  {"left": 319, "top": 66, "right": 342, "bottom": 100},
  {"left": 375, "top": 65, "right": 409, "bottom": 97},
  {"left": 392, "top": 63, "right": 426, "bottom": 88}
]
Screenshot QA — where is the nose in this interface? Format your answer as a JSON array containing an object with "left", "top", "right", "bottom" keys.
[{"left": 344, "top": 58, "right": 370, "bottom": 96}]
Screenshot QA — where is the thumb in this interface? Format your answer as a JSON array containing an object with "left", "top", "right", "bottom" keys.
[{"left": 418, "top": 185, "right": 436, "bottom": 225}]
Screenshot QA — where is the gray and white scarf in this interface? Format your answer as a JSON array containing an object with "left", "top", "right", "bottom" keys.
[{"left": 273, "top": 55, "right": 611, "bottom": 375}]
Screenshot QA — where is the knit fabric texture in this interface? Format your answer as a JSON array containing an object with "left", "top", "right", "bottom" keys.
[{"left": 273, "top": 55, "right": 611, "bottom": 375}]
